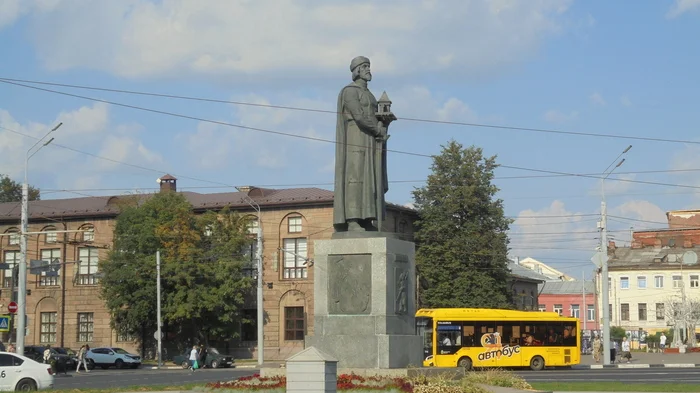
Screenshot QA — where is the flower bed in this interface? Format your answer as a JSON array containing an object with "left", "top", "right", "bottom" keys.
[{"left": 205, "top": 373, "right": 413, "bottom": 392}]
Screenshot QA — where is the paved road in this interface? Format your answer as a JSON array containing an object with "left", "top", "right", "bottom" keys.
[
  {"left": 516, "top": 367, "right": 700, "bottom": 383},
  {"left": 52, "top": 368, "right": 258, "bottom": 390},
  {"left": 579, "top": 351, "right": 700, "bottom": 365}
]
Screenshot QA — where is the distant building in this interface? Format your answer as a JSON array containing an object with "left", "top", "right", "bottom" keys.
[
  {"left": 516, "top": 257, "right": 576, "bottom": 281},
  {"left": 508, "top": 261, "right": 549, "bottom": 311},
  {"left": 538, "top": 280, "right": 598, "bottom": 331}
]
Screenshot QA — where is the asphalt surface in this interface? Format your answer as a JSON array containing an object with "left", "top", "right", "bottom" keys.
[
  {"left": 516, "top": 367, "right": 700, "bottom": 383},
  {"left": 52, "top": 367, "right": 258, "bottom": 389}
]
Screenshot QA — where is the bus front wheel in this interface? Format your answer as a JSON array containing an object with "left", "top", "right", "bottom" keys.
[
  {"left": 529, "top": 356, "right": 544, "bottom": 371},
  {"left": 457, "top": 357, "right": 472, "bottom": 370}
]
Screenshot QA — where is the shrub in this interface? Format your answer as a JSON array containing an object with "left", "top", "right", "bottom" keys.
[{"left": 462, "top": 368, "right": 532, "bottom": 390}]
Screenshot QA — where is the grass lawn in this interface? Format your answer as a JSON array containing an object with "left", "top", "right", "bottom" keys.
[
  {"left": 49, "top": 383, "right": 201, "bottom": 393},
  {"left": 531, "top": 381, "right": 700, "bottom": 392}
]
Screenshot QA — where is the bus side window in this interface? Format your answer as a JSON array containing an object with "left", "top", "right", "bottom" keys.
[
  {"left": 522, "top": 322, "right": 546, "bottom": 345},
  {"left": 562, "top": 324, "right": 577, "bottom": 347},
  {"left": 462, "top": 322, "right": 476, "bottom": 347},
  {"left": 495, "top": 321, "right": 520, "bottom": 347},
  {"left": 546, "top": 322, "right": 565, "bottom": 346}
]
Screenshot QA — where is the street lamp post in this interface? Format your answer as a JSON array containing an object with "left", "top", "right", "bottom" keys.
[
  {"left": 236, "top": 188, "right": 264, "bottom": 367},
  {"left": 599, "top": 144, "right": 631, "bottom": 365},
  {"left": 17, "top": 122, "right": 62, "bottom": 354}
]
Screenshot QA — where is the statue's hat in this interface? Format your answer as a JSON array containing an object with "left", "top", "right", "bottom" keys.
[{"left": 350, "top": 56, "right": 370, "bottom": 71}]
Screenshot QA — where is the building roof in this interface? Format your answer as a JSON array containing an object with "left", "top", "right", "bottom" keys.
[
  {"left": 608, "top": 246, "right": 700, "bottom": 270},
  {"left": 516, "top": 257, "right": 576, "bottom": 281},
  {"left": 0, "top": 187, "right": 416, "bottom": 223},
  {"left": 509, "top": 262, "right": 549, "bottom": 283},
  {"left": 539, "top": 280, "right": 595, "bottom": 295}
]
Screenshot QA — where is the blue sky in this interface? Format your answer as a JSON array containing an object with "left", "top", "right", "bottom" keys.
[{"left": 1, "top": 0, "right": 700, "bottom": 279}]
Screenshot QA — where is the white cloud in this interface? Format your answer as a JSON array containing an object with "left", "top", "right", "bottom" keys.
[
  {"left": 614, "top": 200, "right": 666, "bottom": 224},
  {"left": 15, "top": 0, "right": 573, "bottom": 80},
  {"left": 510, "top": 200, "right": 598, "bottom": 256},
  {"left": 543, "top": 109, "right": 579, "bottom": 123},
  {"left": 667, "top": 0, "right": 700, "bottom": 18},
  {"left": 620, "top": 96, "right": 633, "bottom": 107},
  {"left": 392, "top": 86, "right": 482, "bottom": 123},
  {"left": 590, "top": 92, "right": 606, "bottom": 106},
  {"left": 0, "top": 103, "right": 159, "bottom": 194}
]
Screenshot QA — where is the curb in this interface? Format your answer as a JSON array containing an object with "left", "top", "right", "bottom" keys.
[
  {"left": 145, "top": 365, "right": 259, "bottom": 370},
  {"left": 574, "top": 363, "right": 700, "bottom": 369}
]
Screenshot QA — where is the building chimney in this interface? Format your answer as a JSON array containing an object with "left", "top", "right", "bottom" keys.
[
  {"left": 684, "top": 239, "right": 693, "bottom": 248},
  {"left": 631, "top": 240, "right": 643, "bottom": 249},
  {"left": 608, "top": 241, "right": 616, "bottom": 250},
  {"left": 158, "top": 174, "right": 177, "bottom": 193},
  {"left": 654, "top": 238, "right": 662, "bottom": 248}
]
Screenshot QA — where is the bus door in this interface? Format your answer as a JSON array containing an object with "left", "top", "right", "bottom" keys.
[
  {"left": 471, "top": 322, "right": 498, "bottom": 368},
  {"left": 435, "top": 321, "right": 461, "bottom": 367},
  {"left": 492, "top": 321, "right": 523, "bottom": 367}
]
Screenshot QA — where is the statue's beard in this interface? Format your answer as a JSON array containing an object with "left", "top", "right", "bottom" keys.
[{"left": 361, "top": 72, "right": 372, "bottom": 81}]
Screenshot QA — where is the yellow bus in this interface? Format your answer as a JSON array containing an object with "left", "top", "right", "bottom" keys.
[{"left": 415, "top": 308, "right": 580, "bottom": 370}]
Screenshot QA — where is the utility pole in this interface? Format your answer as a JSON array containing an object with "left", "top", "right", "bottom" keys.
[
  {"left": 583, "top": 271, "right": 587, "bottom": 332},
  {"left": 598, "top": 144, "right": 631, "bottom": 365},
  {"left": 156, "top": 250, "right": 162, "bottom": 369},
  {"left": 18, "top": 122, "right": 61, "bottom": 354}
]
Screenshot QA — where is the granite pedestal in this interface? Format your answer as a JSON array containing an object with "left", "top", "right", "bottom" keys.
[{"left": 305, "top": 236, "right": 423, "bottom": 369}]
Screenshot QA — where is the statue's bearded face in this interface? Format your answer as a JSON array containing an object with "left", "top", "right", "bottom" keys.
[{"left": 355, "top": 63, "right": 372, "bottom": 81}]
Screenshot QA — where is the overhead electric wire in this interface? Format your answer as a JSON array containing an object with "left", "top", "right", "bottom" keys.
[
  {"left": 3, "top": 76, "right": 700, "bottom": 146},
  {"left": 6, "top": 80, "right": 700, "bottom": 192}
]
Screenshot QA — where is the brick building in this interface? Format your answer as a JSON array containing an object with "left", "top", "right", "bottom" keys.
[
  {"left": 538, "top": 281, "right": 598, "bottom": 332},
  {"left": 0, "top": 176, "right": 417, "bottom": 360}
]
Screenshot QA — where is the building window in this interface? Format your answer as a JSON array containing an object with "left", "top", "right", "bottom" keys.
[
  {"left": 77, "top": 313, "right": 94, "bottom": 342},
  {"left": 82, "top": 227, "right": 95, "bottom": 242},
  {"left": 241, "top": 309, "right": 257, "bottom": 342},
  {"left": 609, "top": 304, "right": 613, "bottom": 320},
  {"left": 691, "top": 275, "right": 699, "bottom": 288},
  {"left": 538, "top": 304, "right": 546, "bottom": 312},
  {"left": 620, "top": 277, "right": 629, "bottom": 289},
  {"left": 284, "top": 306, "right": 304, "bottom": 341},
  {"left": 553, "top": 304, "right": 563, "bottom": 315},
  {"left": 655, "top": 275, "right": 664, "bottom": 288},
  {"left": 656, "top": 303, "right": 665, "bottom": 320},
  {"left": 570, "top": 304, "right": 580, "bottom": 318},
  {"left": 673, "top": 275, "right": 682, "bottom": 289},
  {"left": 287, "top": 217, "right": 302, "bottom": 233},
  {"left": 638, "top": 303, "right": 647, "bottom": 321},
  {"left": 282, "top": 238, "right": 307, "bottom": 279},
  {"left": 40, "top": 312, "right": 57, "bottom": 343},
  {"left": 243, "top": 241, "right": 258, "bottom": 278},
  {"left": 77, "top": 247, "right": 99, "bottom": 285},
  {"left": 116, "top": 331, "right": 136, "bottom": 342},
  {"left": 2, "top": 250, "right": 19, "bottom": 288},
  {"left": 587, "top": 305, "right": 595, "bottom": 321},
  {"left": 8, "top": 231, "right": 19, "bottom": 246},
  {"left": 608, "top": 277, "right": 611, "bottom": 291},
  {"left": 45, "top": 229, "right": 57, "bottom": 244},
  {"left": 637, "top": 276, "right": 647, "bottom": 289},
  {"left": 39, "top": 249, "right": 60, "bottom": 286},
  {"left": 247, "top": 219, "right": 259, "bottom": 235},
  {"left": 621, "top": 304, "right": 630, "bottom": 321}
]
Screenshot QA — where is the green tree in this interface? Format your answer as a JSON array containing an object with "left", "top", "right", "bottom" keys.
[
  {"left": 609, "top": 326, "right": 627, "bottom": 341},
  {"left": 99, "top": 192, "right": 254, "bottom": 351},
  {"left": 413, "top": 140, "right": 512, "bottom": 309},
  {"left": 0, "top": 174, "right": 40, "bottom": 202}
]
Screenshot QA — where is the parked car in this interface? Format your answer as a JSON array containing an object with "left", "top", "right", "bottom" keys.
[
  {"left": 172, "top": 347, "right": 235, "bottom": 369},
  {"left": 0, "top": 352, "right": 54, "bottom": 390},
  {"left": 23, "top": 346, "right": 71, "bottom": 373},
  {"left": 86, "top": 347, "right": 141, "bottom": 369}
]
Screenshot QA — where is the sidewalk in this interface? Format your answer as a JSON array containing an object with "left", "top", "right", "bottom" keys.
[{"left": 575, "top": 351, "right": 700, "bottom": 368}]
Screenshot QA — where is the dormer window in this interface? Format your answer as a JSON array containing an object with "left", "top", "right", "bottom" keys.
[{"left": 82, "top": 227, "right": 95, "bottom": 242}]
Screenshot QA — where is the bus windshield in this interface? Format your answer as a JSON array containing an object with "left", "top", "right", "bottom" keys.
[{"left": 416, "top": 317, "right": 433, "bottom": 360}]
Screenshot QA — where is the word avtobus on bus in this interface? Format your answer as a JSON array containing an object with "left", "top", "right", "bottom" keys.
[{"left": 416, "top": 308, "right": 580, "bottom": 370}]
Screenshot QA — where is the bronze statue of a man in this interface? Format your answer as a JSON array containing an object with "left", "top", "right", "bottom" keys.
[{"left": 333, "top": 56, "right": 390, "bottom": 232}]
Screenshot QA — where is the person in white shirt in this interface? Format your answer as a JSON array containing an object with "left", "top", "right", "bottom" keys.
[
  {"left": 189, "top": 345, "right": 199, "bottom": 372},
  {"left": 659, "top": 333, "right": 667, "bottom": 353},
  {"left": 621, "top": 337, "right": 632, "bottom": 362}
]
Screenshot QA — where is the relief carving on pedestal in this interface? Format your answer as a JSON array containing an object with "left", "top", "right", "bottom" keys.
[
  {"left": 395, "top": 268, "right": 409, "bottom": 315},
  {"left": 329, "top": 254, "right": 371, "bottom": 315}
]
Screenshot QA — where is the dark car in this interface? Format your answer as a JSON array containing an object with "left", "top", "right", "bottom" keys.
[
  {"left": 172, "top": 347, "right": 234, "bottom": 369},
  {"left": 53, "top": 347, "right": 95, "bottom": 370},
  {"left": 24, "top": 345, "right": 72, "bottom": 373}
]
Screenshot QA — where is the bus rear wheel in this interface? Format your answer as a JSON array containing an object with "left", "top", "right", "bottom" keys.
[
  {"left": 457, "top": 357, "right": 472, "bottom": 370},
  {"left": 529, "top": 356, "right": 544, "bottom": 371}
]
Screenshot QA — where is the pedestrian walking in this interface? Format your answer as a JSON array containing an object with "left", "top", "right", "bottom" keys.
[
  {"left": 188, "top": 345, "right": 199, "bottom": 372},
  {"left": 76, "top": 344, "right": 90, "bottom": 373},
  {"left": 592, "top": 335, "right": 602, "bottom": 363},
  {"left": 659, "top": 332, "right": 667, "bottom": 354},
  {"left": 43, "top": 345, "right": 52, "bottom": 364},
  {"left": 621, "top": 337, "right": 632, "bottom": 362}
]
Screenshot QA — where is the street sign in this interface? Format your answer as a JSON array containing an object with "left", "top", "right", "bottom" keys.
[
  {"left": 7, "top": 302, "right": 18, "bottom": 314},
  {"left": 0, "top": 315, "right": 9, "bottom": 332},
  {"left": 591, "top": 251, "right": 609, "bottom": 268}
]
